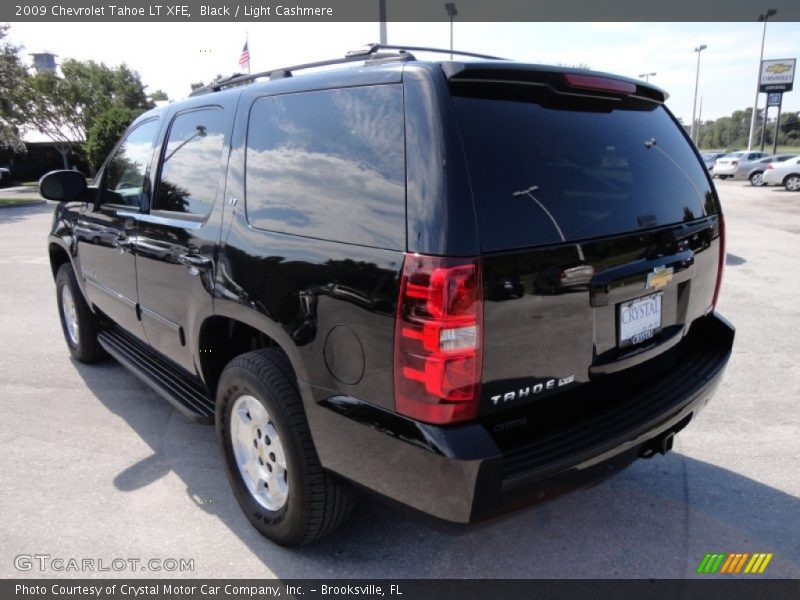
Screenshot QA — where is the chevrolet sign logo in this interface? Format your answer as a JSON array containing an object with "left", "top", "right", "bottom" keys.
[
  {"left": 766, "top": 63, "right": 792, "bottom": 74},
  {"left": 646, "top": 266, "right": 674, "bottom": 290}
]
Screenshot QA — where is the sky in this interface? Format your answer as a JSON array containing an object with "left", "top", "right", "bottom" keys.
[{"left": 5, "top": 21, "right": 800, "bottom": 123}]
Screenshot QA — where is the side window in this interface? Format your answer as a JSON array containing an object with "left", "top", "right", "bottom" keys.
[
  {"left": 103, "top": 119, "right": 160, "bottom": 207},
  {"left": 154, "top": 107, "right": 226, "bottom": 216},
  {"left": 245, "top": 85, "right": 405, "bottom": 250}
]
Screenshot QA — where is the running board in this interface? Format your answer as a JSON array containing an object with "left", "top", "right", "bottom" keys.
[{"left": 98, "top": 329, "right": 214, "bottom": 423}]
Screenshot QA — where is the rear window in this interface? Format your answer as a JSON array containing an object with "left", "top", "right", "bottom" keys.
[{"left": 452, "top": 93, "right": 716, "bottom": 251}]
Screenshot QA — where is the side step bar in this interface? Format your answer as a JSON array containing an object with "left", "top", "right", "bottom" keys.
[{"left": 98, "top": 329, "right": 214, "bottom": 423}]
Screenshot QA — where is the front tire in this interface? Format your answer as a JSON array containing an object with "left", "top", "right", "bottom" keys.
[
  {"left": 749, "top": 171, "right": 765, "bottom": 187},
  {"left": 55, "top": 263, "right": 106, "bottom": 363},
  {"left": 216, "top": 348, "right": 353, "bottom": 546},
  {"left": 784, "top": 175, "right": 800, "bottom": 192}
]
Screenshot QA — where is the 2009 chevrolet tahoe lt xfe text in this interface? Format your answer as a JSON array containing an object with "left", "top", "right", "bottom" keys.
[{"left": 41, "top": 44, "right": 734, "bottom": 546}]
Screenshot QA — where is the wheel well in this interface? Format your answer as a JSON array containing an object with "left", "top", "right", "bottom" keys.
[
  {"left": 198, "top": 316, "right": 292, "bottom": 397},
  {"left": 49, "top": 244, "right": 70, "bottom": 280},
  {"left": 784, "top": 173, "right": 800, "bottom": 184}
]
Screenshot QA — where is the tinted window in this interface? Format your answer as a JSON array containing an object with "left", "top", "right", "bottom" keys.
[
  {"left": 155, "top": 107, "right": 226, "bottom": 216},
  {"left": 103, "top": 119, "right": 160, "bottom": 207},
  {"left": 245, "top": 85, "right": 405, "bottom": 249},
  {"left": 452, "top": 95, "right": 715, "bottom": 251}
]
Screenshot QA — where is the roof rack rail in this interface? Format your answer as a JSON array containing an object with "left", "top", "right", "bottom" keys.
[
  {"left": 347, "top": 43, "right": 507, "bottom": 61},
  {"left": 190, "top": 45, "right": 415, "bottom": 96},
  {"left": 189, "top": 43, "right": 507, "bottom": 97}
]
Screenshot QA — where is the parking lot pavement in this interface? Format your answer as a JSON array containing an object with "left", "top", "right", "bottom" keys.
[{"left": 1, "top": 182, "right": 798, "bottom": 579}]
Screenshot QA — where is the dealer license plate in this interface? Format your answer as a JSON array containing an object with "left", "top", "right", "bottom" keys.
[{"left": 618, "top": 293, "right": 662, "bottom": 348}]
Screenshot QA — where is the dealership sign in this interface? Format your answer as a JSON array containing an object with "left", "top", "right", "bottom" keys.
[{"left": 759, "top": 59, "right": 796, "bottom": 93}]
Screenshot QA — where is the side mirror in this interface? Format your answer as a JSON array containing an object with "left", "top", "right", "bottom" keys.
[{"left": 38, "top": 170, "right": 88, "bottom": 202}]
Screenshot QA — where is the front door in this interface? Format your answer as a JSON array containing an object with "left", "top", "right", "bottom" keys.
[
  {"left": 135, "top": 106, "right": 230, "bottom": 374},
  {"left": 76, "top": 118, "right": 161, "bottom": 339}
]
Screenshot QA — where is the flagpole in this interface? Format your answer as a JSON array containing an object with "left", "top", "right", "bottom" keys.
[{"left": 246, "top": 30, "right": 250, "bottom": 74}]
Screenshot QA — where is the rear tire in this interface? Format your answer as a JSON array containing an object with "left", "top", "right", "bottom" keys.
[
  {"left": 216, "top": 348, "right": 353, "bottom": 546},
  {"left": 718, "top": 175, "right": 729, "bottom": 180},
  {"left": 784, "top": 175, "right": 800, "bottom": 192},
  {"left": 55, "top": 263, "right": 107, "bottom": 363},
  {"left": 749, "top": 171, "right": 765, "bottom": 187}
]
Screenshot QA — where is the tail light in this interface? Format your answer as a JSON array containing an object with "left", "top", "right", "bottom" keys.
[
  {"left": 710, "top": 213, "right": 726, "bottom": 313},
  {"left": 766, "top": 163, "right": 774, "bottom": 170},
  {"left": 394, "top": 254, "right": 483, "bottom": 425},
  {"left": 562, "top": 73, "right": 636, "bottom": 95}
]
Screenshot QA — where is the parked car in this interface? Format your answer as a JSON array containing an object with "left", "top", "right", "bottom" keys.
[
  {"left": 762, "top": 156, "right": 800, "bottom": 191},
  {"left": 700, "top": 152, "right": 726, "bottom": 173},
  {"left": 713, "top": 151, "right": 770, "bottom": 179},
  {"left": 733, "top": 153, "right": 799, "bottom": 186},
  {"left": 40, "top": 44, "right": 733, "bottom": 546}
]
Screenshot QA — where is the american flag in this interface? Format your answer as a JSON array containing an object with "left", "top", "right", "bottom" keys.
[{"left": 238, "top": 41, "right": 250, "bottom": 72}]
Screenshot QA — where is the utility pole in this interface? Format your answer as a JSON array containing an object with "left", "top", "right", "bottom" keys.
[
  {"left": 638, "top": 72, "right": 656, "bottom": 83},
  {"left": 445, "top": 3, "right": 457, "bottom": 59},
  {"left": 379, "top": 0, "right": 387, "bottom": 44},
  {"left": 747, "top": 9, "right": 777, "bottom": 150},
  {"left": 690, "top": 45, "right": 707, "bottom": 143}
]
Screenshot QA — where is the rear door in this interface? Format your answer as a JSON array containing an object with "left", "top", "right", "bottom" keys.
[
  {"left": 134, "top": 102, "right": 234, "bottom": 374},
  {"left": 449, "top": 77, "right": 722, "bottom": 415}
]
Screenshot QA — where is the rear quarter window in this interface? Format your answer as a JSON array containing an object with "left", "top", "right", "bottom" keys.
[
  {"left": 245, "top": 84, "right": 406, "bottom": 250},
  {"left": 452, "top": 94, "right": 716, "bottom": 251}
]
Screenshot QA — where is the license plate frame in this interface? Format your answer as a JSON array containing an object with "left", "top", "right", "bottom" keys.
[{"left": 618, "top": 293, "right": 663, "bottom": 348}]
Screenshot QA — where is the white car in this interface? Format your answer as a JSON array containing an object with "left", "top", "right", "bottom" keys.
[
  {"left": 713, "top": 151, "right": 769, "bottom": 178},
  {"left": 762, "top": 156, "right": 800, "bottom": 191}
]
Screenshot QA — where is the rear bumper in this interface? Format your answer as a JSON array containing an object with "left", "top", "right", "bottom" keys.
[{"left": 305, "top": 313, "right": 734, "bottom": 523}]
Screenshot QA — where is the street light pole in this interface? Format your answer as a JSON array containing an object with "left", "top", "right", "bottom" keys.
[
  {"left": 747, "top": 9, "right": 777, "bottom": 150},
  {"left": 445, "top": 3, "right": 457, "bottom": 59},
  {"left": 690, "top": 45, "right": 707, "bottom": 144},
  {"left": 638, "top": 72, "right": 656, "bottom": 82}
]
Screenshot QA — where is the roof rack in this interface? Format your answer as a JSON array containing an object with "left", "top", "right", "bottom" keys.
[
  {"left": 347, "top": 43, "right": 507, "bottom": 61},
  {"left": 189, "top": 43, "right": 507, "bottom": 96}
]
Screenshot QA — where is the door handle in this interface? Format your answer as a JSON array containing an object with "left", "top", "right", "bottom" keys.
[{"left": 178, "top": 253, "right": 213, "bottom": 275}]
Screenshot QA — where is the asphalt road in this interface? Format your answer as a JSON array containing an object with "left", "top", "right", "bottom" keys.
[{"left": 1, "top": 179, "right": 799, "bottom": 579}]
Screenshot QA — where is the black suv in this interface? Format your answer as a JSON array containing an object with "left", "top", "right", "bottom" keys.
[{"left": 42, "top": 44, "right": 734, "bottom": 546}]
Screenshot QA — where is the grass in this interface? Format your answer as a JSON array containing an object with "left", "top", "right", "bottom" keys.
[{"left": 0, "top": 197, "right": 42, "bottom": 205}]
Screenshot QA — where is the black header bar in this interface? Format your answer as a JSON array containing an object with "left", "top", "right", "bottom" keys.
[{"left": 4, "top": 0, "right": 800, "bottom": 22}]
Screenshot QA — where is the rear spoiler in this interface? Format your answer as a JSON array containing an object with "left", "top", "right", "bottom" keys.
[{"left": 440, "top": 62, "right": 668, "bottom": 104}]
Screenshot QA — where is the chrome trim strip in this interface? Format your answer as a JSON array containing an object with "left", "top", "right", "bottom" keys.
[
  {"left": 84, "top": 278, "right": 137, "bottom": 308},
  {"left": 140, "top": 305, "right": 182, "bottom": 333}
]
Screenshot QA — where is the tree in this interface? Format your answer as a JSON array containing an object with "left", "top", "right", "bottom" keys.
[
  {"left": 149, "top": 89, "right": 169, "bottom": 102},
  {"left": 24, "top": 59, "right": 153, "bottom": 171},
  {"left": 85, "top": 106, "right": 143, "bottom": 170},
  {"left": 0, "top": 25, "right": 27, "bottom": 153}
]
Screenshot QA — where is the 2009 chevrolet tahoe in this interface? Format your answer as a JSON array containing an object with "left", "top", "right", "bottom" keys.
[{"left": 42, "top": 44, "right": 734, "bottom": 546}]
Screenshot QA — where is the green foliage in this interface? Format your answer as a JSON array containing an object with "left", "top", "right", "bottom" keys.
[
  {"left": 22, "top": 59, "right": 154, "bottom": 172},
  {"left": 26, "top": 59, "right": 152, "bottom": 142},
  {"left": 149, "top": 89, "right": 169, "bottom": 102},
  {"left": 697, "top": 107, "right": 800, "bottom": 150},
  {"left": 85, "top": 106, "right": 143, "bottom": 170},
  {"left": 0, "top": 25, "right": 28, "bottom": 152}
]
